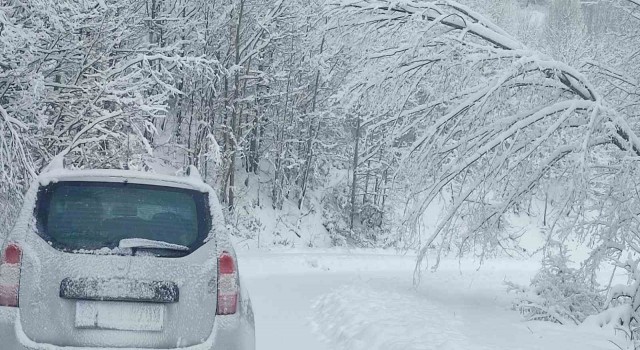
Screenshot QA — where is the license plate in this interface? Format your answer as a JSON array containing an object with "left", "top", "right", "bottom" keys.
[{"left": 75, "top": 300, "right": 164, "bottom": 332}]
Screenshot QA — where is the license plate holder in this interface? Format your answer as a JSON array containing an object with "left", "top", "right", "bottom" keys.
[{"left": 75, "top": 300, "right": 164, "bottom": 332}]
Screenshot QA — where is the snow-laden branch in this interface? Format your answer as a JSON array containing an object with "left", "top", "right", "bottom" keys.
[
  {"left": 0, "top": 104, "right": 36, "bottom": 194},
  {"left": 324, "top": 0, "right": 640, "bottom": 276},
  {"left": 327, "top": 0, "right": 640, "bottom": 156},
  {"left": 624, "top": 0, "right": 640, "bottom": 8}
]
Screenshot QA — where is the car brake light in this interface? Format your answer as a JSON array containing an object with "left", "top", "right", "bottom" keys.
[
  {"left": 216, "top": 251, "right": 238, "bottom": 315},
  {"left": 0, "top": 243, "right": 22, "bottom": 307}
]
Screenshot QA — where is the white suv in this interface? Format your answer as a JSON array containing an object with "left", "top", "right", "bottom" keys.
[{"left": 0, "top": 167, "right": 255, "bottom": 350}]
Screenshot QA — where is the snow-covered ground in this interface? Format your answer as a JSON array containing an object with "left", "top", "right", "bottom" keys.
[{"left": 238, "top": 250, "right": 615, "bottom": 350}]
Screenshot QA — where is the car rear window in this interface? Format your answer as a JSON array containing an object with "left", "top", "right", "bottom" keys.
[{"left": 35, "top": 181, "right": 211, "bottom": 255}]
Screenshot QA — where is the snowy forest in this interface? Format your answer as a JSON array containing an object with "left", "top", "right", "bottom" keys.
[{"left": 3, "top": 0, "right": 640, "bottom": 346}]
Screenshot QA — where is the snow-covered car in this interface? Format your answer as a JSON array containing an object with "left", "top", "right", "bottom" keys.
[{"left": 0, "top": 167, "right": 255, "bottom": 350}]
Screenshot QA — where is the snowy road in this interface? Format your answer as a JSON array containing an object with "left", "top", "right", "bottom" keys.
[{"left": 239, "top": 251, "right": 613, "bottom": 350}]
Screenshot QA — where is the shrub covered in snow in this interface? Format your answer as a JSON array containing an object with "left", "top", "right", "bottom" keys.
[
  {"left": 507, "top": 241, "right": 603, "bottom": 325},
  {"left": 321, "top": 185, "right": 401, "bottom": 248},
  {"left": 584, "top": 255, "right": 640, "bottom": 344}
]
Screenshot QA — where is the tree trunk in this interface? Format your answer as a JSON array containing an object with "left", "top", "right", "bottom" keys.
[
  {"left": 227, "top": 0, "right": 246, "bottom": 210},
  {"left": 298, "top": 32, "right": 325, "bottom": 209},
  {"left": 350, "top": 116, "right": 361, "bottom": 230}
]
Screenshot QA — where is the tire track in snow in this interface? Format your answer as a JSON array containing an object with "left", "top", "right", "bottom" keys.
[{"left": 311, "top": 285, "right": 483, "bottom": 350}]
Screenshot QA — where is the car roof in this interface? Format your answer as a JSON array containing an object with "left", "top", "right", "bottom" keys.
[{"left": 37, "top": 169, "right": 211, "bottom": 192}]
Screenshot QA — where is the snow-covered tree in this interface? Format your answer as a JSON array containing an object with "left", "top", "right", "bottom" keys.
[
  {"left": 319, "top": 0, "right": 640, "bottom": 269},
  {"left": 544, "top": 0, "right": 589, "bottom": 65}
]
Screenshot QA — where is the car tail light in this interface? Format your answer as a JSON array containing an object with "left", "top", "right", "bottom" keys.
[
  {"left": 216, "top": 251, "right": 238, "bottom": 315},
  {"left": 0, "top": 243, "right": 22, "bottom": 307}
]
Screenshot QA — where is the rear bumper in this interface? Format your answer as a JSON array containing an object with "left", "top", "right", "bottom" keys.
[{"left": 0, "top": 307, "right": 254, "bottom": 350}]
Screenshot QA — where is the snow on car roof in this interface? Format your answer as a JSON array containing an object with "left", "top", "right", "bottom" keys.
[{"left": 37, "top": 168, "right": 211, "bottom": 192}]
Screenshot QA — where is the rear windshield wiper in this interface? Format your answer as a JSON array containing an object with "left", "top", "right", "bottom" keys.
[{"left": 118, "top": 238, "right": 190, "bottom": 252}]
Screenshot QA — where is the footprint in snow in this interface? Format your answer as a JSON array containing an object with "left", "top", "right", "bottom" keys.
[{"left": 311, "top": 285, "right": 484, "bottom": 350}]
